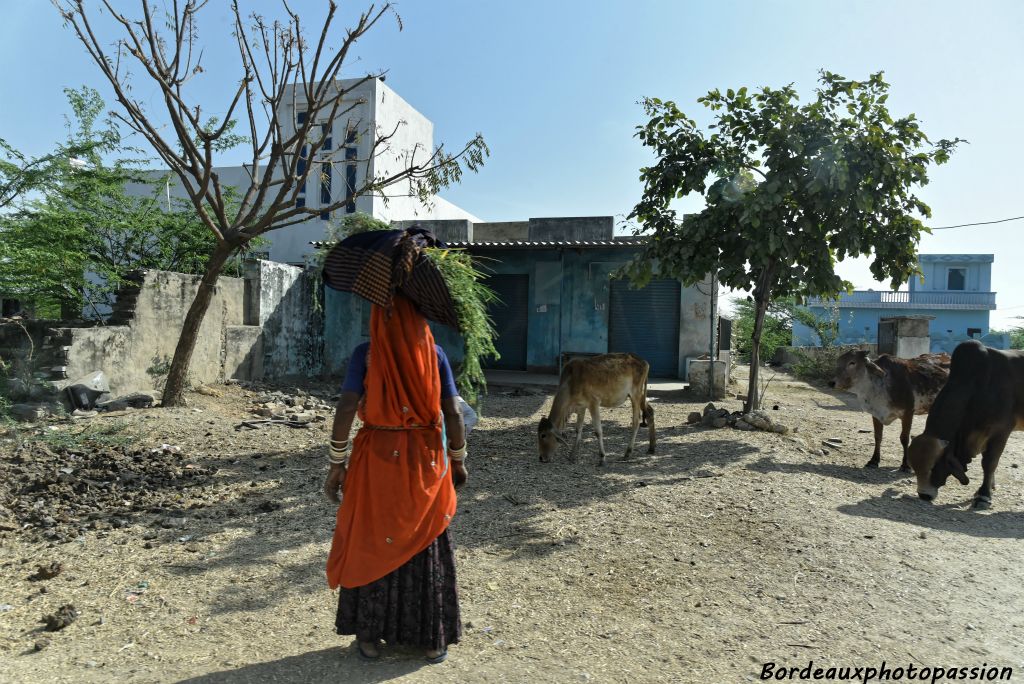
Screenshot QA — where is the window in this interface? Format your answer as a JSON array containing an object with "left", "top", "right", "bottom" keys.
[
  {"left": 947, "top": 268, "right": 966, "bottom": 291},
  {"left": 967, "top": 327, "right": 982, "bottom": 338},
  {"left": 296, "top": 111, "right": 307, "bottom": 126},
  {"left": 346, "top": 164, "right": 357, "bottom": 214},
  {"left": 320, "top": 163, "right": 332, "bottom": 204},
  {"left": 320, "top": 163, "right": 332, "bottom": 220},
  {"left": 295, "top": 146, "right": 308, "bottom": 209},
  {"left": 321, "top": 124, "right": 332, "bottom": 151}
]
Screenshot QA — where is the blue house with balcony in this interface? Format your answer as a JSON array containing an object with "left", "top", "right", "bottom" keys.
[{"left": 793, "top": 254, "right": 1007, "bottom": 353}]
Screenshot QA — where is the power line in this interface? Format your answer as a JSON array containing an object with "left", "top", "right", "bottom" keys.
[{"left": 930, "top": 215, "right": 1024, "bottom": 230}]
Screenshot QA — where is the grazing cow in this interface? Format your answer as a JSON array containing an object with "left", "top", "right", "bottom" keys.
[
  {"left": 829, "top": 349, "right": 950, "bottom": 471},
  {"left": 908, "top": 340, "right": 1024, "bottom": 509},
  {"left": 537, "top": 353, "right": 655, "bottom": 466}
]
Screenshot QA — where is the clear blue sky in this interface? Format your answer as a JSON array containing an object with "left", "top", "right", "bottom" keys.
[{"left": 2, "top": 1, "right": 1023, "bottom": 325}]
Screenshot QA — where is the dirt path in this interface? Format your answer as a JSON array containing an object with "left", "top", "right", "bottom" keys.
[{"left": 1, "top": 371, "right": 1022, "bottom": 683}]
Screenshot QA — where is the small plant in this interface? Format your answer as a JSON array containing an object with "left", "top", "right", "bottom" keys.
[
  {"left": 791, "top": 345, "right": 851, "bottom": 385},
  {"left": 28, "top": 420, "right": 132, "bottom": 451}
]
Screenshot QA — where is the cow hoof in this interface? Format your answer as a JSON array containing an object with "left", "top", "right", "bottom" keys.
[
  {"left": 898, "top": 465, "right": 913, "bottom": 474},
  {"left": 863, "top": 460, "right": 880, "bottom": 469},
  {"left": 647, "top": 447, "right": 656, "bottom": 455},
  {"left": 973, "top": 497, "right": 992, "bottom": 510}
]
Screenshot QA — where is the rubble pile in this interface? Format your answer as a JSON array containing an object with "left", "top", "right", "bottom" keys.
[
  {"left": 249, "top": 390, "right": 334, "bottom": 424},
  {"left": 687, "top": 402, "right": 791, "bottom": 435}
]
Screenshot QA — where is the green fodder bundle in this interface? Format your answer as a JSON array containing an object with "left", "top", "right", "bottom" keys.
[{"left": 424, "top": 247, "right": 499, "bottom": 405}]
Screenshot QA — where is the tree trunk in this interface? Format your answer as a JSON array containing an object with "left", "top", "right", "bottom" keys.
[
  {"left": 161, "top": 244, "right": 234, "bottom": 407},
  {"left": 744, "top": 264, "right": 776, "bottom": 414},
  {"left": 744, "top": 295, "right": 769, "bottom": 413}
]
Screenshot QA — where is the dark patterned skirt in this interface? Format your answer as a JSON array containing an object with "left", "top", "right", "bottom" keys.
[{"left": 335, "top": 528, "right": 461, "bottom": 651}]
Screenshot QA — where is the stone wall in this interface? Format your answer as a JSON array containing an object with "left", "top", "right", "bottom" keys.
[
  {"left": 54, "top": 270, "right": 249, "bottom": 397},
  {"left": 32, "top": 260, "right": 323, "bottom": 399}
]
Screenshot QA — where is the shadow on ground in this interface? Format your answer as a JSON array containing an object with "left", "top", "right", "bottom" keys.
[
  {"left": 153, "top": 400, "right": 763, "bottom": 617},
  {"left": 746, "top": 455, "right": 912, "bottom": 485},
  {"left": 837, "top": 488, "right": 1024, "bottom": 540},
  {"left": 176, "top": 645, "right": 429, "bottom": 684}
]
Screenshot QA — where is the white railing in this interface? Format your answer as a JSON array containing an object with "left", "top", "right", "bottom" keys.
[{"left": 806, "top": 290, "right": 996, "bottom": 310}]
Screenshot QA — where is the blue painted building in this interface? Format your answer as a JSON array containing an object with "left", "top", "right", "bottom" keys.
[
  {"left": 793, "top": 254, "right": 1008, "bottom": 353},
  {"left": 323, "top": 217, "right": 716, "bottom": 379}
]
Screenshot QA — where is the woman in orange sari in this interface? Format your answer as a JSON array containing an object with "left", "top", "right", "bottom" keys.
[{"left": 324, "top": 294, "right": 468, "bottom": 663}]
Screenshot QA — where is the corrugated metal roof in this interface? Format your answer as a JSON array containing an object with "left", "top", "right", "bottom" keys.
[{"left": 309, "top": 239, "right": 646, "bottom": 249}]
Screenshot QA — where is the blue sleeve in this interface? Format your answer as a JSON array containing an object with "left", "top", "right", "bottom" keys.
[
  {"left": 436, "top": 345, "right": 459, "bottom": 399},
  {"left": 340, "top": 342, "right": 370, "bottom": 394}
]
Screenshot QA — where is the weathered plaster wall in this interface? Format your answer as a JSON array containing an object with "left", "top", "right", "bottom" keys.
[
  {"left": 246, "top": 261, "right": 323, "bottom": 379},
  {"left": 528, "top": 217, "right": 614, "bottom": 241},
  {"left": 390, "top": 219, "right": 473, "bottom": 243},
  {"left": 323, "top": 289, "right": 367, "bottom": 376},
  {"left": 60, "top": 270, "right": 247, "bottom": 397},
  {"left": 680, "top": 275, "right": 716, "bottom": 370},
  {"left": 474, "top": 222, "right": 529, "bottom": 241}
]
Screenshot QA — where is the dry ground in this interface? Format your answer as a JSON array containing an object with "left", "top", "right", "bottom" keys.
[{"left": 1, "top": 369, "right": 1023, "bottom": 684}]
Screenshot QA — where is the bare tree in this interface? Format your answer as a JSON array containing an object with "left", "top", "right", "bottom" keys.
[{"left": 54, "top": 0, "right": 488, "bottom": 406}]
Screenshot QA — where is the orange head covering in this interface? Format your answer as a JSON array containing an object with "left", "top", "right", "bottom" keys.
[{"left": 326, "top": 295, "right": 457, "bottom": 589}]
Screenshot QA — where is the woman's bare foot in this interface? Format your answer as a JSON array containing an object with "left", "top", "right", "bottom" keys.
[
  {"left": 424, "top": 648, "right": 448, "bottom": 664},
  {"left": 356, "top": 640, "right": 381, "bottom": 660}
]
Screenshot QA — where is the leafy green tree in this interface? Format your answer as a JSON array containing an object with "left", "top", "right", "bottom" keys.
[
  {"left": 624, "top": 71, "right": 960, "bottom": 411},
  {"left": 0, "top": 87, "right": 256, "bottom": 317}
]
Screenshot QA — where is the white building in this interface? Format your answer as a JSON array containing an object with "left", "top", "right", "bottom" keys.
[{"left": 129, "top": 77, "right": 481, "bottom": 266}]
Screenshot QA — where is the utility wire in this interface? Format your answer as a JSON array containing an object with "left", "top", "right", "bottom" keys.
[{"left": 930, "top": 215, "right": 1024, "bottom": 230}]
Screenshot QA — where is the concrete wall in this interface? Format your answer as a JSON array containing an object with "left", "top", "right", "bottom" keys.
[
  {"left": 59, "top": 270, "right": 249, "bottom": 397},
  {"left": 245, "top": 261, "right": 323, "bottom": 378},
  {"left": 323, "top": 288, "right": 367, "bottom": 376},
  {"left": 474, "top": 222, "right": 530, "bottom": 241},
  {"left": 390, "top": 219, "right": 473, "bottom": 243},
  {"left": 53, "top": 260, "right": 325, "bottom": 398},
  {"left": 528, "top": 217, "right": 614, "bottom": 241}
]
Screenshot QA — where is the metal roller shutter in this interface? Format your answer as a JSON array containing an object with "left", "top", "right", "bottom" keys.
[
  {"left": 608, "top": 279, "right": 680, "bottom": 377},
  {"left": 484, "top": 274, "right": 530, "bottom": 371}
]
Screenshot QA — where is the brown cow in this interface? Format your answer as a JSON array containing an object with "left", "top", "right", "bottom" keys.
[
  {"left": 829, "top": 349, "right": 950, "bottom": 471},
  {"left": 537, "top": 353, "right": 655, "bottom": 466},
  {"left": 909, "top": 340, "right": 1024, "bottom": 509}
]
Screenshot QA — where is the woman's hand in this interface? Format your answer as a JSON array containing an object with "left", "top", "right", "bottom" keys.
[
  {"left": 452, "top": 461, "right": 468, "bottom": 490},
  {"left": 324, "top": 463, "right": 347, "bottom": 504}
]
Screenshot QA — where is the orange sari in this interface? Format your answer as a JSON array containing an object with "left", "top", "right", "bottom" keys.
[{"left": 326, "top": 296, "right": 457, "bottom": 590}]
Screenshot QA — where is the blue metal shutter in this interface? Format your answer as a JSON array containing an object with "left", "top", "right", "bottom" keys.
[
  {"left": 608, "top": 279, "right": 680, "bottom": 377},
  {"left": 485, "top": 274, "right": 530, "bottom": 370}
]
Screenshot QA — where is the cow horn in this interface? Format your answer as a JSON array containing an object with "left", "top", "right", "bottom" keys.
[{"left": 944, "top": 449, "right": 970, "bottom": 486}]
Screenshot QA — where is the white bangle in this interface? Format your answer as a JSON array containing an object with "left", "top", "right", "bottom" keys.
[
  {"left": 448, "top": 442, "right": 467, "bottom": 462},
  {"left": 329, "top": 442, "right": 350, "bottom": 464}
]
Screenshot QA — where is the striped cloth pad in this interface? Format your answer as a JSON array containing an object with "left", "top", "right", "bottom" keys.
[{"left": 321, "top": 227, "right": 460, "bottom": 330}]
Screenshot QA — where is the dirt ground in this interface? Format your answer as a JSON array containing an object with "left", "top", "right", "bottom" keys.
[{"left": 1, "top": 368, "right": 1023, "bottom": 684}]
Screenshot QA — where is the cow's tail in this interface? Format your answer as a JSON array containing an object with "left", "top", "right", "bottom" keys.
[{"left": 638, "top": 361, "right": 652, "bottom": 428}]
